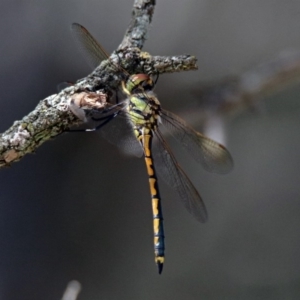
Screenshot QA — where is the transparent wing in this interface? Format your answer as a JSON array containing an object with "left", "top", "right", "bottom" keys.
[
  {"left": 153, "top": 129, "right": 207, "bottom": 223},
  {"left": 71, "top": 23, "right": 110, "bottom": 69},
  {"left": 160, "top": 109, "right": 233, "bottom": 174},
  {"left": 92, "top": 105, "right": 143, "bottom": 157},
  {"left": 71, "top": 23, "right": 130, "bottom": 80}
]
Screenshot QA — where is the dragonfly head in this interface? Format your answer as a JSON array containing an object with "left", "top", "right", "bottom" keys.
[{"left": 126, "top": 73, "right": 154, "bottom": 94}]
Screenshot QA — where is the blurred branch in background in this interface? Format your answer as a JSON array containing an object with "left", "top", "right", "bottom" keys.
[
  {"left": 178, "top": 50, "right": 300, "bottom": 145},
  {"left": 61, "top": 281, "right": 81, "bottom": 300}
]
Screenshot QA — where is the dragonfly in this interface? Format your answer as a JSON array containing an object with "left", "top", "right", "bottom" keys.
[{"left": 70, "top": 23, "right": 233, "bottom": 274}]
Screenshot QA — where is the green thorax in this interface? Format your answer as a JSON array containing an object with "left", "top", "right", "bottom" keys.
[{"left": 127, "top": 92, "right": 161, "bottom": 131}]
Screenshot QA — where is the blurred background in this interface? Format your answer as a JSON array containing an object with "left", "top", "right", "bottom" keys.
[{"left": 1, "top": 1, "right": 300, "bottom": 299}]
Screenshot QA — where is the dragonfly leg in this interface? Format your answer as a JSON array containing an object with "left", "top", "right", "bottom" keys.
[
  {"left": 86, "top": 113, "right": 118, "bottom": 131},
  {"left": 154, "top": 72, "right": 159, "bottom": 85},
  {"left": 67, "top": 113, "right": 118, "bottom": 133}
]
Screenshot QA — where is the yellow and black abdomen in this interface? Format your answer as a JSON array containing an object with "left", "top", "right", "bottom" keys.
[
  {"left": 140, "top": 128, "right": 165, "bottom": 274},
  {"left": 127, "top": 92, "right": 165, "bottom": 273}
]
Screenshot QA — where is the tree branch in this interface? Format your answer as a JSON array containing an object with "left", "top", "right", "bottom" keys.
[{"left": 0, "top": 0, "right": 197, "bottom": 168}]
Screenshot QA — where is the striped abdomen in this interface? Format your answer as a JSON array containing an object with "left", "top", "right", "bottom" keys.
[
  {"left": 136, "top": 127, "right": 165, "bottom": 274},
  {"left": 127, "top": 92, "right": 165, "bottom": 273}
]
